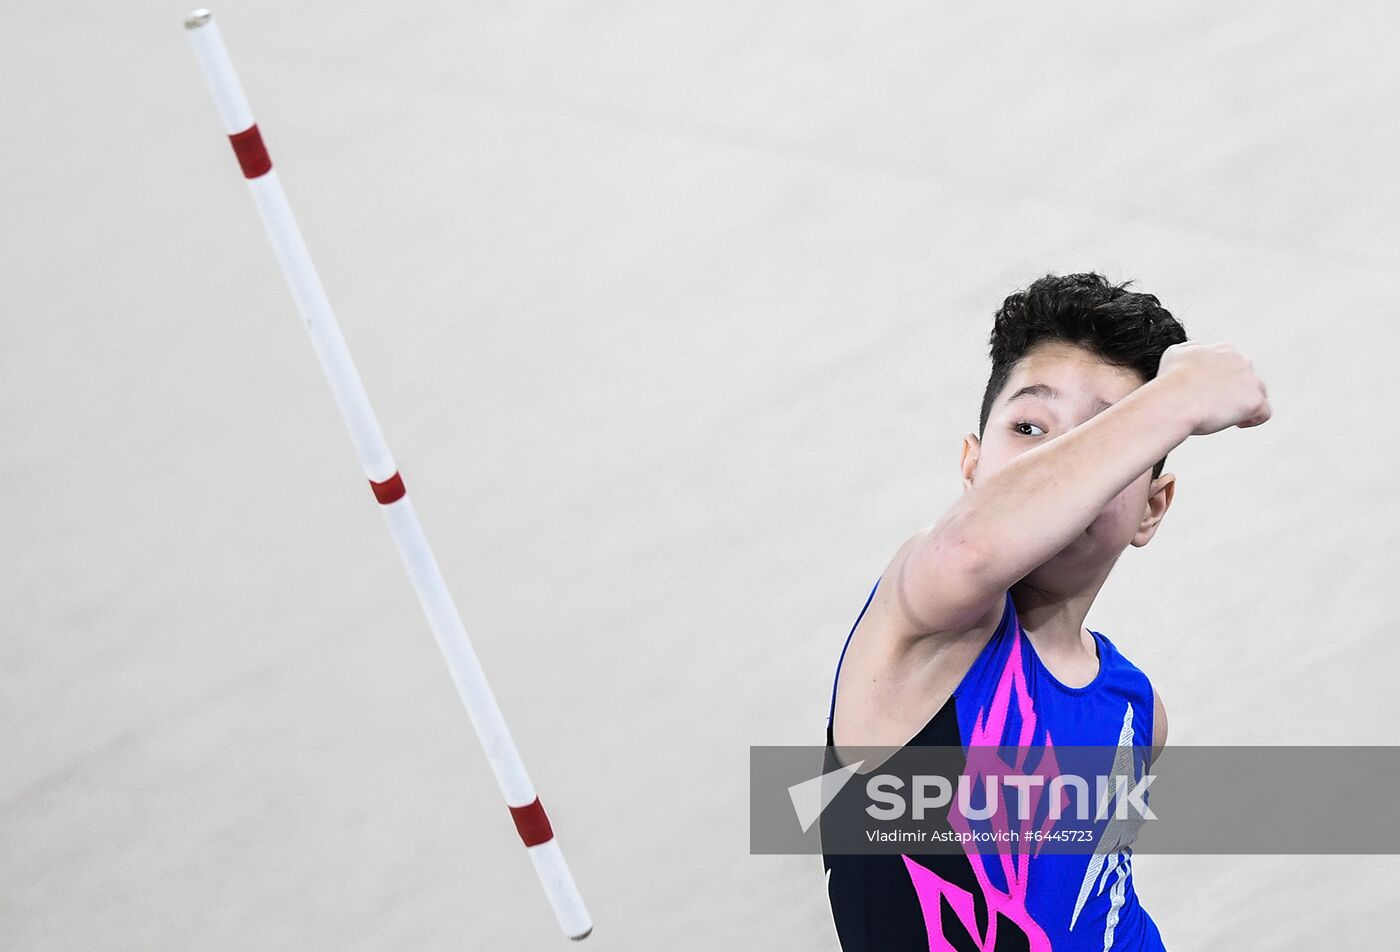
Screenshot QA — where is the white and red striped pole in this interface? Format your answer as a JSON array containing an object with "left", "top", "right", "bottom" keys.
[{"left": 182, "top": 10, "right": 592, "bottom": 941}]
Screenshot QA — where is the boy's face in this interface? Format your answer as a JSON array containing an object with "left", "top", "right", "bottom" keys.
[{"left": 962, "top": 339, "right": 1176, "bottom": 584}]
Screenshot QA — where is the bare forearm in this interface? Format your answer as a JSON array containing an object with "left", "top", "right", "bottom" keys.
[{"left": 924, "top": 376, "right": 1196, "bottom": 594}]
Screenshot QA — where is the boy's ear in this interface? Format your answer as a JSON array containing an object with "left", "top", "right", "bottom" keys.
[
  {"left": 961, "top": 433, "right": 981, "bottom": 491},
  {"left": 1132, "top": 472, "right": 1177, "bottom": 547}
]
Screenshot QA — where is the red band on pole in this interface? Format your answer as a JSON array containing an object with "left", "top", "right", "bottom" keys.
[
  {"left": 370, "top": 471, "right": 406, "bottom": 505},
  {"left": 509, "top": 798, "right": 555, "bottom": 847},
  {"left": 228, "top": 124, "right": 272, "bottom": 179}
]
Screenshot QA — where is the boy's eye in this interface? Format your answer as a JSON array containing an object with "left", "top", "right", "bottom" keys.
[{"left": 1014, "top": 421, "right": 1046, "bottom": 437}]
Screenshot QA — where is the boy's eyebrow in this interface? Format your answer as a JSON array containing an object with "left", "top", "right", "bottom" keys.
[{"left": 1006, "top": 383, "right": 1114, "bottom": 414}]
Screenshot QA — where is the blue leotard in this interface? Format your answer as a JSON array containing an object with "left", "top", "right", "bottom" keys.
[{"left": 823, "top": 577, "right": 1167, "bottom": 951}]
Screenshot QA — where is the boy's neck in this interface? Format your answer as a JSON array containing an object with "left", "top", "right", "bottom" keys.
[{"left": 1011, "top": 576, "right": 1105, "bottom": 657}]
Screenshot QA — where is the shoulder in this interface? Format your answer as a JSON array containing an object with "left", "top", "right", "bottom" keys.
[
  {"left": 1094, "top": 632, "right": 1167, "bottom": 760},
  {"left": 1093, "top": 631, "right": 1153, "bottom": 696},
  {"left": 829, "top": 576, "right": 1010, "bottom": 750},
  {"left": 1151, "top": 684, "right": 1168, "bottom": 764}
]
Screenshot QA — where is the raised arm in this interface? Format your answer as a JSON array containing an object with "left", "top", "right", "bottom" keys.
[{"left": 888, "top": 341, "right": 1269, "bottom": 641}]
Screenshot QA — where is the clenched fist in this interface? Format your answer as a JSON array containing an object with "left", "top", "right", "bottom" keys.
[{"left": 1157, "top": 341, "right": 1271, "bottom": 436}]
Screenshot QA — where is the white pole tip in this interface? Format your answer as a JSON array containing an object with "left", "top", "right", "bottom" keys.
[
  {"left": 569, "top": 927, "right": 592, "bottom": 941},
  {"left": 184, "top": 9, "right": 211, "bottom": 29}
]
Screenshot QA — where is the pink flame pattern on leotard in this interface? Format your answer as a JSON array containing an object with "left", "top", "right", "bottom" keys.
[{"left": 901, "top": 620, "right": 1067, "bottom": 951}]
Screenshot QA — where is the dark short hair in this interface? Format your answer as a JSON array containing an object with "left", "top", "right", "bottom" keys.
[{"left": 978, "top": 272, "right": 1188, "bottom": 480}]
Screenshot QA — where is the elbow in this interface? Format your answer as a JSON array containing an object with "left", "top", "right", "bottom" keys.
[
  {"left": 916, "top": 522, "right": 992, "bottom": 591},
  {"left": 897, "top": 529, "right": 996, "bottom": 634}
]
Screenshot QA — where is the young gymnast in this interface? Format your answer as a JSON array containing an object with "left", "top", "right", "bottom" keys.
[{"left": 822, "top": 272, "right": 1270, "bottom": 950}]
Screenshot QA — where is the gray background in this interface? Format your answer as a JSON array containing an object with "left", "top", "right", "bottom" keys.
[{"left": 4, "top": 1, "right": 1398, "bottom": 948}]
